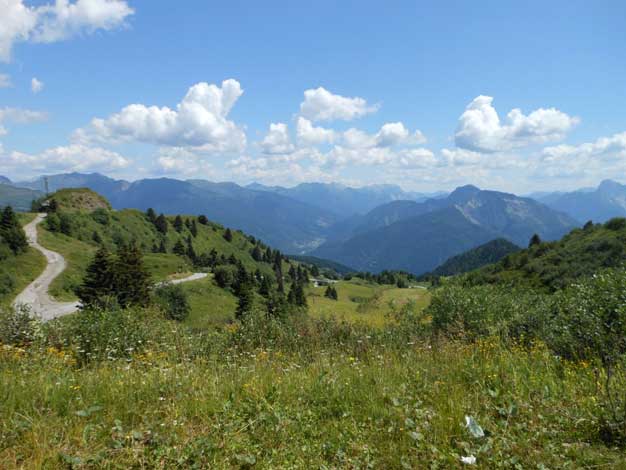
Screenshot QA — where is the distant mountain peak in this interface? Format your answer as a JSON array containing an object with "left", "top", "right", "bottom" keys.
[
  {"left": 0, "top": 175, "right": 11, "bottom": 185},
  {"left": 598, "top": 179, "right": 624, "bottom": 194},
  {"left": 449, "top": 184, "right": 481, "bottom": 201}
]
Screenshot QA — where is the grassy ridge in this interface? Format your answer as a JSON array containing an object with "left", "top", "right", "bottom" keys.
[
  {"left": 465, "top": 218, "right": 626, "bottom": 290},
  {"left": 36, "top": 207, "right": 280, "bottom": 301}
]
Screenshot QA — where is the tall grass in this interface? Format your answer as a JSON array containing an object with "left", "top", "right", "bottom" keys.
[{"left": 1, "top": 306, "right": 624, "bottom": 468}]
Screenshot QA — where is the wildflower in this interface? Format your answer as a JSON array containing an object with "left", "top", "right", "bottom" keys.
[{"left": 461, "top": 455, "right": 476, "bottom": 465}]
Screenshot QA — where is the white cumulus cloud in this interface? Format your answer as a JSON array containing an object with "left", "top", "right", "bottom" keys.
[
  {"left": 260, "top": 122, "right": 295, "bottom": 155},
  {"left": 0, "top": 106, "right": 47, "bottom": 135},
  {"left": 74, "top": 79, "right": 247, "bottom": 153},
  {"left": 0, "top": 0, "right": 134, "bottom": 62},
  {"left": 455, "top": 95, "right": 578, "bottom": 153},
  {"left": 31, "top": 77, "right": 44, "bottom": 93},
  {"left": 296, "top": 117, "right": 336, "bottom": 146},
  {"left": 1, "top": 144, "right": 129, "bottom": 175},
  {"left": 300, "top": 86, "right": 378, "bottom": 122}
]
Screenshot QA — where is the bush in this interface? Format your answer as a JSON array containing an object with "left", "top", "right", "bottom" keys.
[
  {"left": 214, "top": 265, "right": 236, "bottom": 289},
  {"left": 0, "top": 306, "right": 41, "bottom": 346},
  {"left": 154, "top": 283, "right": 191, "bottom": 321},
  {"left": 428, "top": 284, "right": 553, "bottom": 343},
  {"left": 55, "top": 307, "right": 147, "bottom": 365}
]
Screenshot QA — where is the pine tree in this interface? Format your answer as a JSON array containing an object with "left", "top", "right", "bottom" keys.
[
  {"left": 158, "top": 239, "right": 167, "bottom": 253},
  {"left": 0, "top": 206, "right": 27, "bottom": 254},
  {"left": 186, "top": 235, "right": 196, "bottom": 262},
  {"left": 259, "top": 275, "right": 273, "bottom": 298},
  {"left": 324, "top": 285, "right": 338, "bottom": 301},
  {"left": 528, "top": 233, "right": 542, "bottom": 248},
  {"left": 198, "top": 215, "right": 209, "bottom": 225},
  {"left": 233, "top": 261, "right": 249, "bottom": 296},
  {"left": 289, "top": 265, "right": 297, "bottom": 282},
  {"left": 190, "top": 219, "right": 198, "bottom": 237},
  {"left": 75, "top": 246, "right": 115, "bottom": 307},
  {"left": 155, "top": 214, "right": 168, "bottom": 234},
  {"left": 223, "top": 228, "right": 233, "bottom": 242},
  {"left": 266, "top": 290, "right": 288, "bottom": 318},
  {"left": 263, "top": 247, "right": 273, "bottom": 263},
  {"left": 173, "top": 215, "right": 184, "bottom": 233},
  {"left": 173, "top": 239, "right": 186, "bottom": 256},
  {"left": 251, "top": 244, "right": 263, "bottom": 261},
  {"left": 114, "top": 244, "right": 151, "bottom": 308},
  {"left": 146, "top": 208, "right": 157, "bottom": 224},
  {"left": 273, "top": 255, "right": 284, "bottom": 293},
  {"left": 235, "top": 282, "right": 255, "bottom": 320}
]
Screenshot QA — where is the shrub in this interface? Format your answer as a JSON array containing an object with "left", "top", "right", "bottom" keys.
[
  {"left": 214, "top": 265, "right": 236, "bottom": 289},
  {"left": 154, "top": 283, "right": 191, "bottom": 321},
  {"left": 0, "top": 306, "right": 40, "bottom": 346},
  {"left": 57, "top": 307, "right": 147, "bottom": 365}
]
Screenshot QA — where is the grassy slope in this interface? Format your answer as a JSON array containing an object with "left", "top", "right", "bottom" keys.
[
  {"left": 1, "top": 339, "right": 623, "bottom": 468},
  {"left": 466, "top": 218, "right": 626, "bottom": 290},
  {"left": 181, "top": 275, "right": 238, "bottom": 331},
  {"left": 307, "top": 280, "right": 430, "bottom": 327},
  {"left": 37, "top": 208, "right": 278, "bottom": 301}
]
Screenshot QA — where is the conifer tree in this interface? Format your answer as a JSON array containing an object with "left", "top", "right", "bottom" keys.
[
  {"left": 198, "top": 214, "right": 209, "bottom": 225},
  {"left": 146, "top": 208, "right": 157, "bottom": 224},
  {"left": 158, "top": 239, "right": 167, "bottom": 253},
  {"left": 259, "top": 275, "right": 273, "bottom": 298},
  {"left": 186, "top": 235, "right": 196, "bottom": 263},
  {"left": 75, "top": 246, "right": 115, "bottom": 307},
  {"left": 173, "top": 215, "right": 184, "bottom": 233},
  {"left": 273, "top": 255, "right": 284, "bottom": 293},
  {"left": 173, "top": 239, "right": 186, "bottom": 256},
  {"left": 223, "top": 228, "right": 233, "bottom": 242},
  {"left": 251, "top": 244, "right": 263, "bottom": 261},
  {"left": 0, "top": 206, "right": 27, "bottom": 254},
  {"left": 529, "top": 233, "right": 542, "bottom": 248},
  {"left": 114, "top": 244, "right": 151, "bottom": 308},
  {"left": 155, "top": 214, "right": 168, "bottom": 234},
  {"left": 235, "top": 281, "right": 255, "bottom": 320},
  {"left": 324, "top": 285, "right": 338, "bottom": 301},
  {"left": 190, "top": 219, "right": 198, "bottom": 237}
]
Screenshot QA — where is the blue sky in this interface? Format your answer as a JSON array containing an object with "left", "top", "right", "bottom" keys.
[{"left": 1, "top": 0, "right": 625, "bottom": 192}]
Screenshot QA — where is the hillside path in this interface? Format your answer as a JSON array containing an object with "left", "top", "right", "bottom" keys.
[
  {"left": 13, "top": 214, "right": 208, "bottom": 321},
  {"left": 13, "top": 214, "right": 79, "bottom": 321}
]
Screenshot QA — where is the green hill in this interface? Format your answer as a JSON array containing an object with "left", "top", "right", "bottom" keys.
[
  {"left": 288, "top": 255, "right": 354, "bottom": 276},
  {"left": 421, "top": 238, "right": 520, "bottom": 279},
  {"left": 463, "top": 218, "right": 626, "bottom": 291}
]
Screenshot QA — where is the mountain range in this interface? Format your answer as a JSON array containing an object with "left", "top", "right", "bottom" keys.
[
  {"left": 9, "top": 172, "right": 626, "bottom": 275},
  {"left": 536, "top": 180, "right": 626, "bottom": 223},
  {"left": 312, "top": 185, "right": 577, "bottom": 274}
]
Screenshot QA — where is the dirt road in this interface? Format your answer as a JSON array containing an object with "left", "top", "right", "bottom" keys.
[
  {"left": 13, "top": 214, "right": 209, "bottom": 321},
  {"left": 13, "top": 214, "right": 80, "bottom": 320}
]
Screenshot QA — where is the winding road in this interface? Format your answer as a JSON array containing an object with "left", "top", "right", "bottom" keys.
[{"left": 13, "top": 214, "right": 207, "bottom": 321}]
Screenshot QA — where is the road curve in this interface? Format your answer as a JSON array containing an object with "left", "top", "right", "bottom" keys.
[
  {"left": 13, "top": 214, "right": 209, "bottom": 321},
  {"left": 13, "top": 214, "right": 80, "bottom": 321}
]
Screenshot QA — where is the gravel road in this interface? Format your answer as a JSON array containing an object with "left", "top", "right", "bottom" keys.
[{"left": 13, "top": 214, "right": 209, "bottom": 321}]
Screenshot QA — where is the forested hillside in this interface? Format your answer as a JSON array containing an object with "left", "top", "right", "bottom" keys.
[
  {"left": 420, "top": 238, "right": 520, "bottom": 279},
  {"left": 463, "top": 218, "right": 626, "bottom": 291}
]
